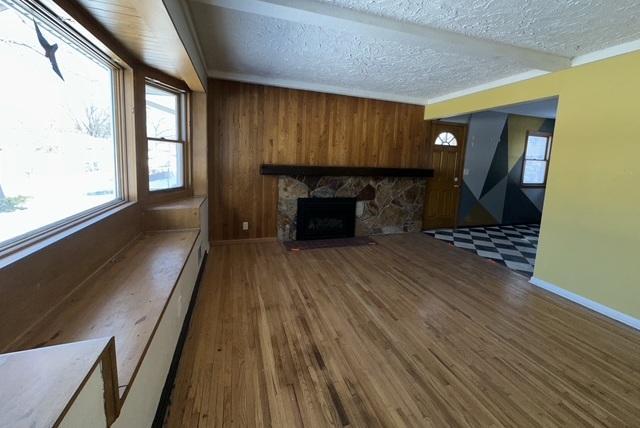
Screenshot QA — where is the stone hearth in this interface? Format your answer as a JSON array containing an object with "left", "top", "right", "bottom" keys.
[{"left": 277, "top": 175, "right": 426, "bottom": 241}]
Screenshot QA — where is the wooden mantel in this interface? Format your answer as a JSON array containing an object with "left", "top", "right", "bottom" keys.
[{"left": 260, "top": 164, "right": 434, "bottom": 177}]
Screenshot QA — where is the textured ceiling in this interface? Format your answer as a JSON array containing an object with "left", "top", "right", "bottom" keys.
[
  {"left": 192, "top": 4, "right": 528, "bottom": 101},
  {"left": 316, "top": 0, "right": 640, "bottom": 57},
  {"left": 190, "top": 0, "right": 640, "bottom": 103}
]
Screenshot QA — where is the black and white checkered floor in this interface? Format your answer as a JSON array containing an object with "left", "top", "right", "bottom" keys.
[{"left": 424, "top": 224, "right": 540, "bottom": 277}]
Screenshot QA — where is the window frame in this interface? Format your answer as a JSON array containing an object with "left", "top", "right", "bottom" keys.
[
  {"left": 520, "top": 130, "right": 553, "bottom": 188},
  {"left": 144, "top": 80, "right": 188, "bottom": 193},
  {"left": 0, "top": 0, "right": 129, "bottom": 255}
]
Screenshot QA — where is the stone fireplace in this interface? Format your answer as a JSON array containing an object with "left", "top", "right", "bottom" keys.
[{"left": 277, "top": 175, "right": 427, "bottom": 241}]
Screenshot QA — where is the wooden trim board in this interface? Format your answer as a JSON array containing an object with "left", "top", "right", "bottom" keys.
[
  {"left": 0, "top": 337, "right": 119, "bottom": 427},
  {"left": 260, "top": 164, "right": 434, "bottom": 177},
  {"left": 152, "top": 252, "right": 208, "bottom": 426},
  {"left": 212, "top": 237, "right": 278, "bottom": 246}
]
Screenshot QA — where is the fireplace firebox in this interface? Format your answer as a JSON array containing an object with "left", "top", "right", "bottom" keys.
[{"left": 296, "top": 197, "right": 356, "bottom": 240}]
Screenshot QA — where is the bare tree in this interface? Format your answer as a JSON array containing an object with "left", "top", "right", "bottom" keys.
[
  {"left": 0, "top": 183, "right": 28, "bottom": 212},
  {"left": 74, "top": 105, "right": 112, "bottom": 138},
  {"left": 150, "top": 118, "right": 171, "bottom": 139}
]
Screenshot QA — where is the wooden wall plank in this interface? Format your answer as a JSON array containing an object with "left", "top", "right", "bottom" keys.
[{"left": 209, "top": 79, "right": 431, "bottom": 241}]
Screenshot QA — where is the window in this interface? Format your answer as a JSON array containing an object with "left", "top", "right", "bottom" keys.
[
  {"left": 435, "top": 131, "right": 458, "bottom": 146},
  {"left": 0, "top": 0, "right": 122, "bottom": 248},
  {"left": 521, "top": 131, "right": 552, "bottom": 186},
  {"left": 146, "top": 83, "right": 185, "bottom": 191}
]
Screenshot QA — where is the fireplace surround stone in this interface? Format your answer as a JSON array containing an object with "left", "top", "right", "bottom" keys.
[{"left": 277, "top": 175, "right": 426, "bottom": 241}]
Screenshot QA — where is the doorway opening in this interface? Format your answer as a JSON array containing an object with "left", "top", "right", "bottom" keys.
[{"left": 423, "top": 97, "right": 558, "bottom": 277}]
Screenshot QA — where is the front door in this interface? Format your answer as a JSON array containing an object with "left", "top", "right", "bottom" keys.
[{"left": 423, "top": 122, "right": 467, "bottom": 230}]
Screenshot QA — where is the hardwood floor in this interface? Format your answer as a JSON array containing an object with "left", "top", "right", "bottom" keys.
[{"left": 164, "top": 233, "right": 640, "bottom": 427}]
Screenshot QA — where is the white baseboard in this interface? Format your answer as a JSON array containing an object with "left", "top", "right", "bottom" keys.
[{"left": 529, "top": 277, "right": 640, "bottom": 331}]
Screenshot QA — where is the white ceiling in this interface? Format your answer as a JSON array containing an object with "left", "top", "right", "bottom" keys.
[
  {"left": 315, "top": 0, "right": 640, "bottom": 57},
  {"left": 188, "top": 0, "right": 640, "bottom": 104}
]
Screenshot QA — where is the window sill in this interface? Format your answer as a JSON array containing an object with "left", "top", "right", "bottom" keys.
[
  {"left": 9, "top": 229, "right": 200, "bottom": 403},
  {"left": 0, "top": 200, "right": 137, "bottom": 270},
  {"left": 144, "top": 187, "right": 192, "bottom": 208},
  {"left": 148, "top": 185, "right": 187, "bottom": 194}
]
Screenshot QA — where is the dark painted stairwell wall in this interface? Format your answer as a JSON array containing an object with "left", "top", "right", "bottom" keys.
[{"left": 457, "top": 112, "right": 555, "bottom": 227}]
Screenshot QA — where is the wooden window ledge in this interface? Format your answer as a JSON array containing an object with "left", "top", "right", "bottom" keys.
[
  {"left": 6, "top": 229, "right": 200, "bottom": 403},
  {"left": 146, "top": 196, "right": 206, "bottom": 211},
  {"left": 0, "top": 337, "right": 119, "bottom": 427},
  {"left": 143, "top": 196, "right": 206, "bottom": 231}
]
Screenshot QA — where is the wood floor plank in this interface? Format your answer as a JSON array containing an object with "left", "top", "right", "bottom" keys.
[{"left": 164, "top": 233, "right": 640, "bottom": 427}]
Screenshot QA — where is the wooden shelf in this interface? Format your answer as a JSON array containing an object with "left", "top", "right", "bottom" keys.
[
  {"left": 9, "top": 230, "right": 199, "bottom": 402},
  {"left": 260, "top": 164, "right": 434, "bottom": 177},
  {"left": 146, "top": 196, "right": 205, "bottom": 211},
  {"left": 143, "top": 196, "right": 206, "bottom": 231},
  {"left": 0, "top": 337, "right": 118, "bottom": 427}
]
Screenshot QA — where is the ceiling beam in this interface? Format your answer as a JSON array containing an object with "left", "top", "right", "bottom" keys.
[{"left": 193, "top": 0, "right": 571, "bottom": 72}]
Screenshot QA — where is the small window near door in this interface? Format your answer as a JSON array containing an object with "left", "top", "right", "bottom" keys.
[
  {"left": 521, "top": 131, "right": 552, "bottom": 186},
  {"left": 434, "top": 132, "right": 458, "bottom": 146}
]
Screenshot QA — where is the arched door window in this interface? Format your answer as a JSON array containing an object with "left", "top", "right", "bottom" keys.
[{"left": 434, "top": 132, "right": 458, "bottom": 146}]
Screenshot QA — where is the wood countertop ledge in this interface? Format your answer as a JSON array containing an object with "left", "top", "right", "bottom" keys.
[
  {"left": 6, "top": 230, "right": 199, "bottom": 403},
  {"left": 0, "top": 337, "right": 118, "bottom": 428},
  {"left": 145, "top": 196, "right": 205, "bottom": 211},
  {"left": 142, "top": 196, "right": 206, "bottom": 231}
]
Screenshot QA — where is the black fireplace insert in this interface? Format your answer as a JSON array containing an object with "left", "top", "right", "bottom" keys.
[{"left": 296, "top": 197, "right": 356, "bottom": 240}]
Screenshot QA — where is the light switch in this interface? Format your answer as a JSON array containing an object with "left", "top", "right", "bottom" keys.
[{"left": 242, "top": 221, "right": 249, "bottom": 230}]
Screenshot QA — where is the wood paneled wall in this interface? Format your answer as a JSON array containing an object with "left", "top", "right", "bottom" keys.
[
  {"left": 209, "top": 79, "right": 431, "bottom": 241},
  {"left": 192, "top": 92, "right": 208, "bottom": 197}
]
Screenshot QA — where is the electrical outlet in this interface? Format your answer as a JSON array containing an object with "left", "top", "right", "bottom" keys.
[{"left": 242, "top": 221, "right": 249, "bottom": 231}]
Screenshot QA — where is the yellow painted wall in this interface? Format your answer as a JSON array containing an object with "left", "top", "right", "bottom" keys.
[{"left": 426, "top": 51, "right": 640, "bottom": 319}]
